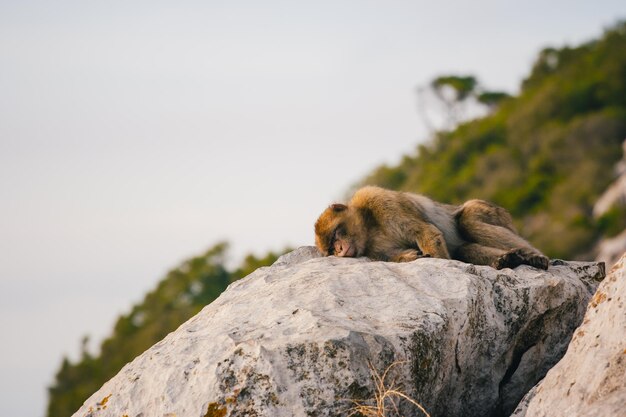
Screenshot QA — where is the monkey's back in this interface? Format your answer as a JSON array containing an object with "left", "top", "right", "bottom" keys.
[
  {"left": 351, "top": 186, "right": 464, "bottom": 254},
  {"left": 407, "top": 193, "right": 464, "bottom": 252}
]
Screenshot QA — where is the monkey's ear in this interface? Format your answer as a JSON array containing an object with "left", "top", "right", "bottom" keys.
[{"left": 330, "top": 203, "right": 347, "bottom": 212}]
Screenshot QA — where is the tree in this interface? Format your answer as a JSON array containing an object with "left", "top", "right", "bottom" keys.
[{"left": 417, "top": 74, "right": 510, "bottom": 132}]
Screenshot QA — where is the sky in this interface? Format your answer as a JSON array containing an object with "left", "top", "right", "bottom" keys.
[{"left": 1, "top": 1, "right": 625, "bottom": 416}]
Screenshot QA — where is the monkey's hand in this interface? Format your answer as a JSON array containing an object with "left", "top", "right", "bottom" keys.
[{"left": 391, "top": 249, "right": 430, "bottom": 263}]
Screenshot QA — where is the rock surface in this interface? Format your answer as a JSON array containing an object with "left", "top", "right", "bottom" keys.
[
  {"left": 593, "top": 138, "right": 626, "bottom": 269},
  {"left": 72, "top": 247, "right": 604, "bottom": 417},
  {"left": 595, "top": 229, "right": 626, "bottom": 269},
  {"left": 592, "top": 139, "right": 626, "bottom": 219},
  {"left": 512, "top": 253, "right": 626, "bottom": 417}
]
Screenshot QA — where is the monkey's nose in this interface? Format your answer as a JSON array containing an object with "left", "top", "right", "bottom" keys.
[{"left": 337, "top": 243, "right": 354, "bottom": 257}]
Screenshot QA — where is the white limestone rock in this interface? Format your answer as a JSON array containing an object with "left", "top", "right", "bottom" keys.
[
  {"left": 592, "top": 139, "right": 626, "bottom": 219},
  {"left": 593, "top": 138, "right": 626, "bottom": 269},
  {"left": 512, "top": 253, "right": 625, "bottom": 417},
  {"left": 72, "top": 247, "right": 604, "bottom": 417},
  {"left": 595, "top": 229, "right": 626, "bottom": 269}
]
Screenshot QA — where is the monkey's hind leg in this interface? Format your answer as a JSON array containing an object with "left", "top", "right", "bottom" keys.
[
  {"left": 455, "top": 243, "right": 506, "bottom": 266},
  {"left": 456, "top": 200, "right": 549, "bottom": 270}
]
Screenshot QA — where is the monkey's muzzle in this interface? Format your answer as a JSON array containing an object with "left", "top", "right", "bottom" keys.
[{"left": 336, "top": 244, "right": 356, "bottom": 258}]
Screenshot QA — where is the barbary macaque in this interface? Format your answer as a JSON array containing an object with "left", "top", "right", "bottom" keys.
[{"left": 314, "top": 186, "right": 549, "bottom": 270}]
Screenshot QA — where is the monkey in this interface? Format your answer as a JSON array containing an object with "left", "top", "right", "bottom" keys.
[{"left": 314, "top": 186, "right": 549, "bottom": 270}]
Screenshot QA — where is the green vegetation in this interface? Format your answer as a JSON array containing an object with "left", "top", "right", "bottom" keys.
[
  {"left": 431, "top": 75, "right": 479, "bottom": 101},
  {"left": 418, "top": 74, "right": 511, "bottom": 131},
  {"left": 46, "top": 242, "right": 287, "bottom": 417},
  {"left": 363, "top": 22, "right": 626, "bottom": 259}
]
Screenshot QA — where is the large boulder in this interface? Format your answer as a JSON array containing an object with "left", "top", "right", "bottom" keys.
[
  {"left": 72, "top": 247, "right": 604, "bottom": 417},
  {"left": 512, "top": 253, "right": 625, "bottom": 417}
]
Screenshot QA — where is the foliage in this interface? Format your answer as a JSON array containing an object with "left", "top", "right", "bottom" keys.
[
  {"left": 431, "top": 75, "right": 478, "bottom": 101},
  {"left": 419, "top": 74, "right": 511, "bottom": 132},
  {"left": 46, "top": 242, "right": 285, "bottom": 417},
  {"left": 597, "top": 205, "right": 626, "bottom": 237},
  {"left": 477, "top": 91, "right": 511, "bottom": 108},
  {"left": 363, "top": 22, "right": 626, "bottom": 259}
]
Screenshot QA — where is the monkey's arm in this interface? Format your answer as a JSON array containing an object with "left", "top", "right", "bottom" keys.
[
  {"left": 411, "top": 221, "right": 451, "bottom": 259},
  {"left": 389, "top": 249, "right": 431, "bottom": 263}
]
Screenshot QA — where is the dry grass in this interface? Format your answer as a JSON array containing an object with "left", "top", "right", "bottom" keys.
[{"left": 346, "top": 360, "right": 431, "bottom": 417}]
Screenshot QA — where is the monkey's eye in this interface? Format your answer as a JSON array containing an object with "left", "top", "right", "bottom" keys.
[
  {"left": 327, "top": 226, "right": 341, "bottom": 255},
  {"left": 331, "top": 226, "right": 342, "bottom": 242},
  {"left": 327, "top": 225, "right": 345, "bottom": 256}
]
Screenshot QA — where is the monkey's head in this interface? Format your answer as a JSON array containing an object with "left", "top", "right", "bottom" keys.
[{"left": 314, "top": 203, "right": 367, "bottom": 258}]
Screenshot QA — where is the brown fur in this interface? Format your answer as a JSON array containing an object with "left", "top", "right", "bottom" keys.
[{"left": 314, "top": 186, "right": 549, "bottom": 270}]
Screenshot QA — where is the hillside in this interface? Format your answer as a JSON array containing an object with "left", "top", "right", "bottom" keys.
[{"left": 363, "top": 22, "right": 626, "bottom": 259}]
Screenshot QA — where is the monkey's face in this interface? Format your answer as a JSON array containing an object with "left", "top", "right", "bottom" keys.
[{"left": 314, "top": 204, "right": 364, "bottom": 258}]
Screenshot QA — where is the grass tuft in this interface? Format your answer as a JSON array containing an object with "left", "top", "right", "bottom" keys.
[{"left": 346, "top": 361, "right": 431, "bottom": 417}]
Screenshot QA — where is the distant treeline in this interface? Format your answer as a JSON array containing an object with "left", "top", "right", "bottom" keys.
[{"left": 47, "top": 21, "right": 626, "bottom": 416}]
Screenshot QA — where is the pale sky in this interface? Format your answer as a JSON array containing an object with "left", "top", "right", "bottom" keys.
[{"left": 1, "top": 1, "right": 625, "bottom": 416}]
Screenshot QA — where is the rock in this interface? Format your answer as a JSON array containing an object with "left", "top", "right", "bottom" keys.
[
  {"left": 593, "top": 138, "right": 626, "bottom": 269},
  {"left": 595, "top": 229, "right": 626, "bottom": 269},
  {"left": 512, "top": 253, "right": 626, "bottom": 417},
  {"left": 72, "top": 248, "right": 604, "bottom": 417},
  {"left": 592, "top": 139, "right": 626, "bottom": 219}
]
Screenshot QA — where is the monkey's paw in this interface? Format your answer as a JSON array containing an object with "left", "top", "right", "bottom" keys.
[
  {"left": 493, "top": 248, "right": 549, "bottom": 270},
  {"left": 392, "top": 249, "right": 429, "bottom": 263}
]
